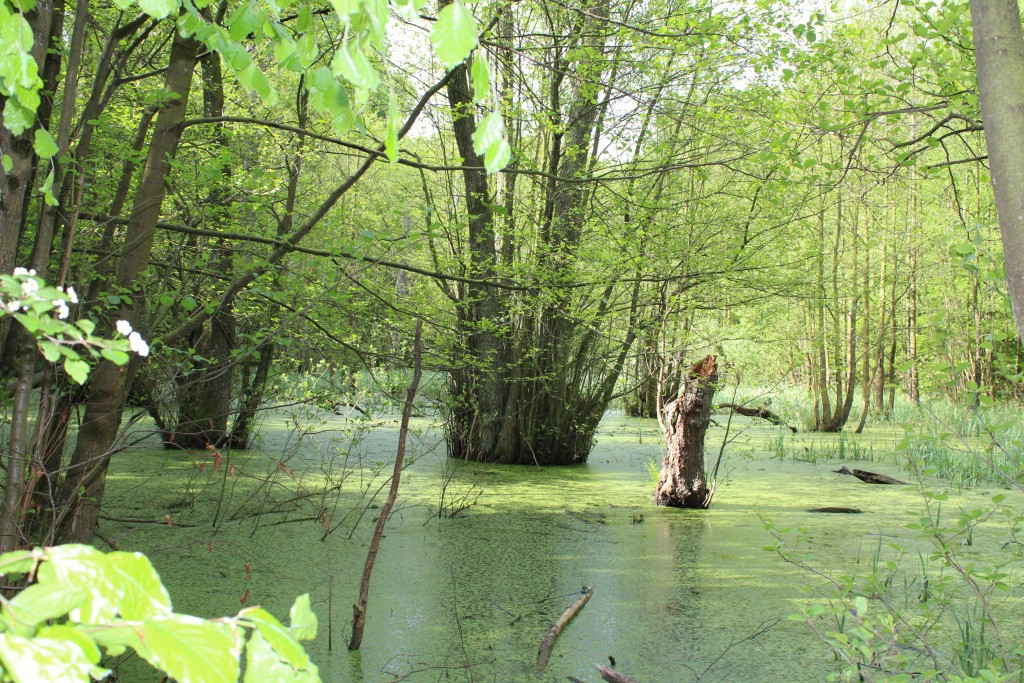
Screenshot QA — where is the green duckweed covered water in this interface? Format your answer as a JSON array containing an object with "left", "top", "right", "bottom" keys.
[{"left": 100, "top": 412, "right": 1023, "bottom": 682}]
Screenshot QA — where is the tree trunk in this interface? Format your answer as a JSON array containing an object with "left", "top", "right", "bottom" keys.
[
  {"left": 56, "top": 25, "right": 201, "bottom": 544},
  {"left": 655, "top": 356, "right": 718, "bottom": 509},
  {"left": 170, "top": 49, "right": 237, "bottom": 449},
  {"left": 970, "top": 0, "right": 1024, "bottom": 343}
]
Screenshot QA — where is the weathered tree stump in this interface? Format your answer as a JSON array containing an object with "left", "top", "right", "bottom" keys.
[{"left": 655, "top": 356, "right": 718, "bottom": 509}]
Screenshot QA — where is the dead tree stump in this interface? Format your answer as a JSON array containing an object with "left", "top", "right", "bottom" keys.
[{"left": 655, "top": 355, "right": 718, "bottom": 509}]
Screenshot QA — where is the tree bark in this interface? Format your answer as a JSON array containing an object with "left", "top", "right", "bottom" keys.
[
  {"left": 971, "top": 0, "right": 1024, "bottom": 342},
  {"left": 171, "top": 48, "right": 237, "bottom": 449},
  {"left": 655, "top": 356, "right": 718, "bottom": 509},
  {"left": 56, "top": 25, "right": 201, "bottom": 544}
]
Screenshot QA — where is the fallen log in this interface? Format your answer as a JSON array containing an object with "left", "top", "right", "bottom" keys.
[
  {"left": 835, "top": 466, "right": 908, "bottom": 485},
  {"left": 807, "top": 506, "right": 863, "bottom": 513},
  {"left": 596, "top": 665, "right": 640, "bottom": 683},
  {"left": 717, "top": 402, "right": 797, "bottom": 433},
  {"left": 537, "top": 586, "right": 595, "bottom": 672}
]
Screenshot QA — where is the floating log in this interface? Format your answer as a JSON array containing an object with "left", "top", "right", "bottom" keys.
[
  {"left": 835, "top": 466, "right": 908, "bottom": 485},
  {"left": 807, "top": 506, "right": 863, "bottom": 513},
  {"left": 596, "top": 665, "right": 640, "bottom": 683},
  {"left": 717, "top": 402, "right": 797, "bottom": 433},
  {"left": 537, "top": 586, "right": 595, "bottom": 672}
]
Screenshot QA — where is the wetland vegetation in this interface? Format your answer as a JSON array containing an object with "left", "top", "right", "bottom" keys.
[{"left": 5, "top": 0, "right": 1024, "bottom": 681}]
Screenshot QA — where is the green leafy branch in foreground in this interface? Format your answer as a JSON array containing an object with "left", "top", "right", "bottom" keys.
[
  {"left": 0, "top": 270, "right": 143, "bottom": 383},
  {"left": 0, "top": 545, "right": 320, "bottom": 683}
]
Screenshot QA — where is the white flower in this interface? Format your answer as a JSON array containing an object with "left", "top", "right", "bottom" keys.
[
  {"left": 128, "top": 331, "right": 149, "bottom": 357},
  {"left": 5, "top": 299, "right": 19, "bottom": 313},
  {"left": 115, "top": 320, "right": 133, "bottom": 336},
  {"left": 13, "top": 267, "right": 28, "bottom": 277},
  {"left": 20, "top": 278, "right": 39, "bottom": 296},
  {"left": 55, "top": 299, "right": 69, "bottom": 320},
  {"left": 66, "top": 286, "right": 78, "bottom": 304}
]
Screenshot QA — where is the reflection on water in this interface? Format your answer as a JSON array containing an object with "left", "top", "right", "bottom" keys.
[{"left": 103, "top": 412, "right": 1008, "bottom": 682}]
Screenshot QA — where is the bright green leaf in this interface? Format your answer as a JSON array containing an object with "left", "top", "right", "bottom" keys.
[
  {"left": 431, "top": 1, "right": 478, "bottom": 69},
  {"left": 472, "top": 111, "right": 503, "bottom": 156},
  {"left": 63, "top": 358, "right": 90, "bottom": 385},
  {"left": 470, "top": 51, "right": 490, "bottom": 103},
  {"left": 140, "top": 616, "right": 240, "bottom": 683},
  {"left": 242, "top": 607, "right": 309, "bottom": 668},
  {"left": 9, "top": 583, "right": 85, "bottom": 628},
  {"left": 136, "top": 0, "right": 179, "bottom": 20},
  {"left": 288, "top": 594, "right": 317, "bottom": 641},
  {"left": 106, "top": 552, "right": 172, "bottom": 620},
  {"left": 32, "top": 128, "right": 57, "bottom": 159}
]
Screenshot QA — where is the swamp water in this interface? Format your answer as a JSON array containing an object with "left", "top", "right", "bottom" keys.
[{"left": 100, "top": 412, "right": 1022, "bottom": 682}]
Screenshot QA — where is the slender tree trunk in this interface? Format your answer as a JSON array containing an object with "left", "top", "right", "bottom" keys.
[
  {"left": 56, "top": 26, "right": 201, "bottom": 544},
  {"left": 349, "top": 321, "right": 422, "bottom": 650}
]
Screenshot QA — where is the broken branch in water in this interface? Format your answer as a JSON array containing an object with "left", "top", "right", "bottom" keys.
[
  {"left": 537, "top": 585, "right": 595, "bottom": 671},
  {"left": 835, "top": 466, "right": 908, "bottom": 485},
  {"left": 596, "top": 665, "right": 640, "bottom": 682},
  {"left": 717, "top": 402, "right": 797, "bottom": 432}
]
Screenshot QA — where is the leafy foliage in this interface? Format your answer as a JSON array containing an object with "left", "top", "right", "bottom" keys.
[{"left": 0, "top": 545, "right": 320, "bottom": 683}]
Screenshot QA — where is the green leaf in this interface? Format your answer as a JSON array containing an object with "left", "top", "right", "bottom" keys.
[
  {"left": 384, "top": 88, "right": 399, "bottom": 163},
  {"left": 472, "top": 111, "right": 503, "bottom": 156},
  {"left": 470, "top": 51, "right": 490, "bottom": 102},
  {"left": 295, "top": 5, "right": 313, "bottom": 32},
  {"left": 136, "top": 0, "right": 179, "bottom": 20},
  {"left": 100, "top": 347, "right": 131, "bottom": 365},
  {"left": 288, "top": 594, "right": 317, "bottom": 641},
  {"left": 9, "top": 582, "right": 86, "bottom": 628},
  {"left": 484, "top": 138, "right": 511, "bottom": 174},
  {"left": 90, "top": 623, "right": 146, "bottom": 658},
  {"left": 3, "top": 98, "right": 35, "bottom": 136},
  {"left": 106, "top": 552, "right": 172, "bottom": 620},
  {"left": 40, "top": 167, "right": 57, "bottom": 206},
  {"left": 39, "top": 340, "right": 61, "bottom": 362},
  {"left": 32, "top": 128, "right": 57, "bottom": 159},
  {"left": 38, "top": 545, "right": 120, "bottom": 623},
  {"left": 140, "top": 616, "right": 240, "bottom": 683},
  {"left": 2, "top": 154, "right": 12, "bottom": 173},
  {"left": 35, "top": 625, "right": 101, "bottom": 665},
  {"left": 0, "top": 632, "right": 107, "bottom": 683},
  {"left": 0, "top": 551, "right": 35, "bottom": 577},
  {"left": 431, "top": 1, "right": 478, "bottom": 69},
  {"left": 243, "top": 631, "right": 319, "bottom": 683},
  {"left": 241, "top": 608, "right": 308, "bottom": 668},
  {"left": 331, "top": 38, "right": 378, "bottom": 101},
  {"left": 63, "top": 358, "right": 90, "bottom": 385}
]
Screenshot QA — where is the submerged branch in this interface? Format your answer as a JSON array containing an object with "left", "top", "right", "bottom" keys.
[{"left": 537, "top": 585, "right": 595, "bottom": 672}]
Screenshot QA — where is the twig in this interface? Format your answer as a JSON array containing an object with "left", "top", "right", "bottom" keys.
[
  {"left": 348, "top": 320, "right": 423, "bottom": 651},
  {"left": 537, "top": 586, "right": 595, "bottom": 672}
]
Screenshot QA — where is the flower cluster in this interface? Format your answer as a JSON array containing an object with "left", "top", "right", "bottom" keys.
[
  {"left": 114, "top": 319, "right": 150, "bottom": 357},
  {"left": 1, "top": 269, "right": 151, "bottom": 384},
  {"left": 2, "top": 267, "right": 78, "bottom": 319}
]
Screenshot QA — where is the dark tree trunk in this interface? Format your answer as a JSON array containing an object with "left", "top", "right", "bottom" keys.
[
  {"left": 56, "top": 25, "right": 201, "bottom": 544},
  {"left": 170, "top": 49, "right": 237, "bottom": 449},
  {"left": 228, "top": 340, "right": 274, "bottom": 449},
  {"left": 655, "top": 356, "right": 718, "bottom": 509}
]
